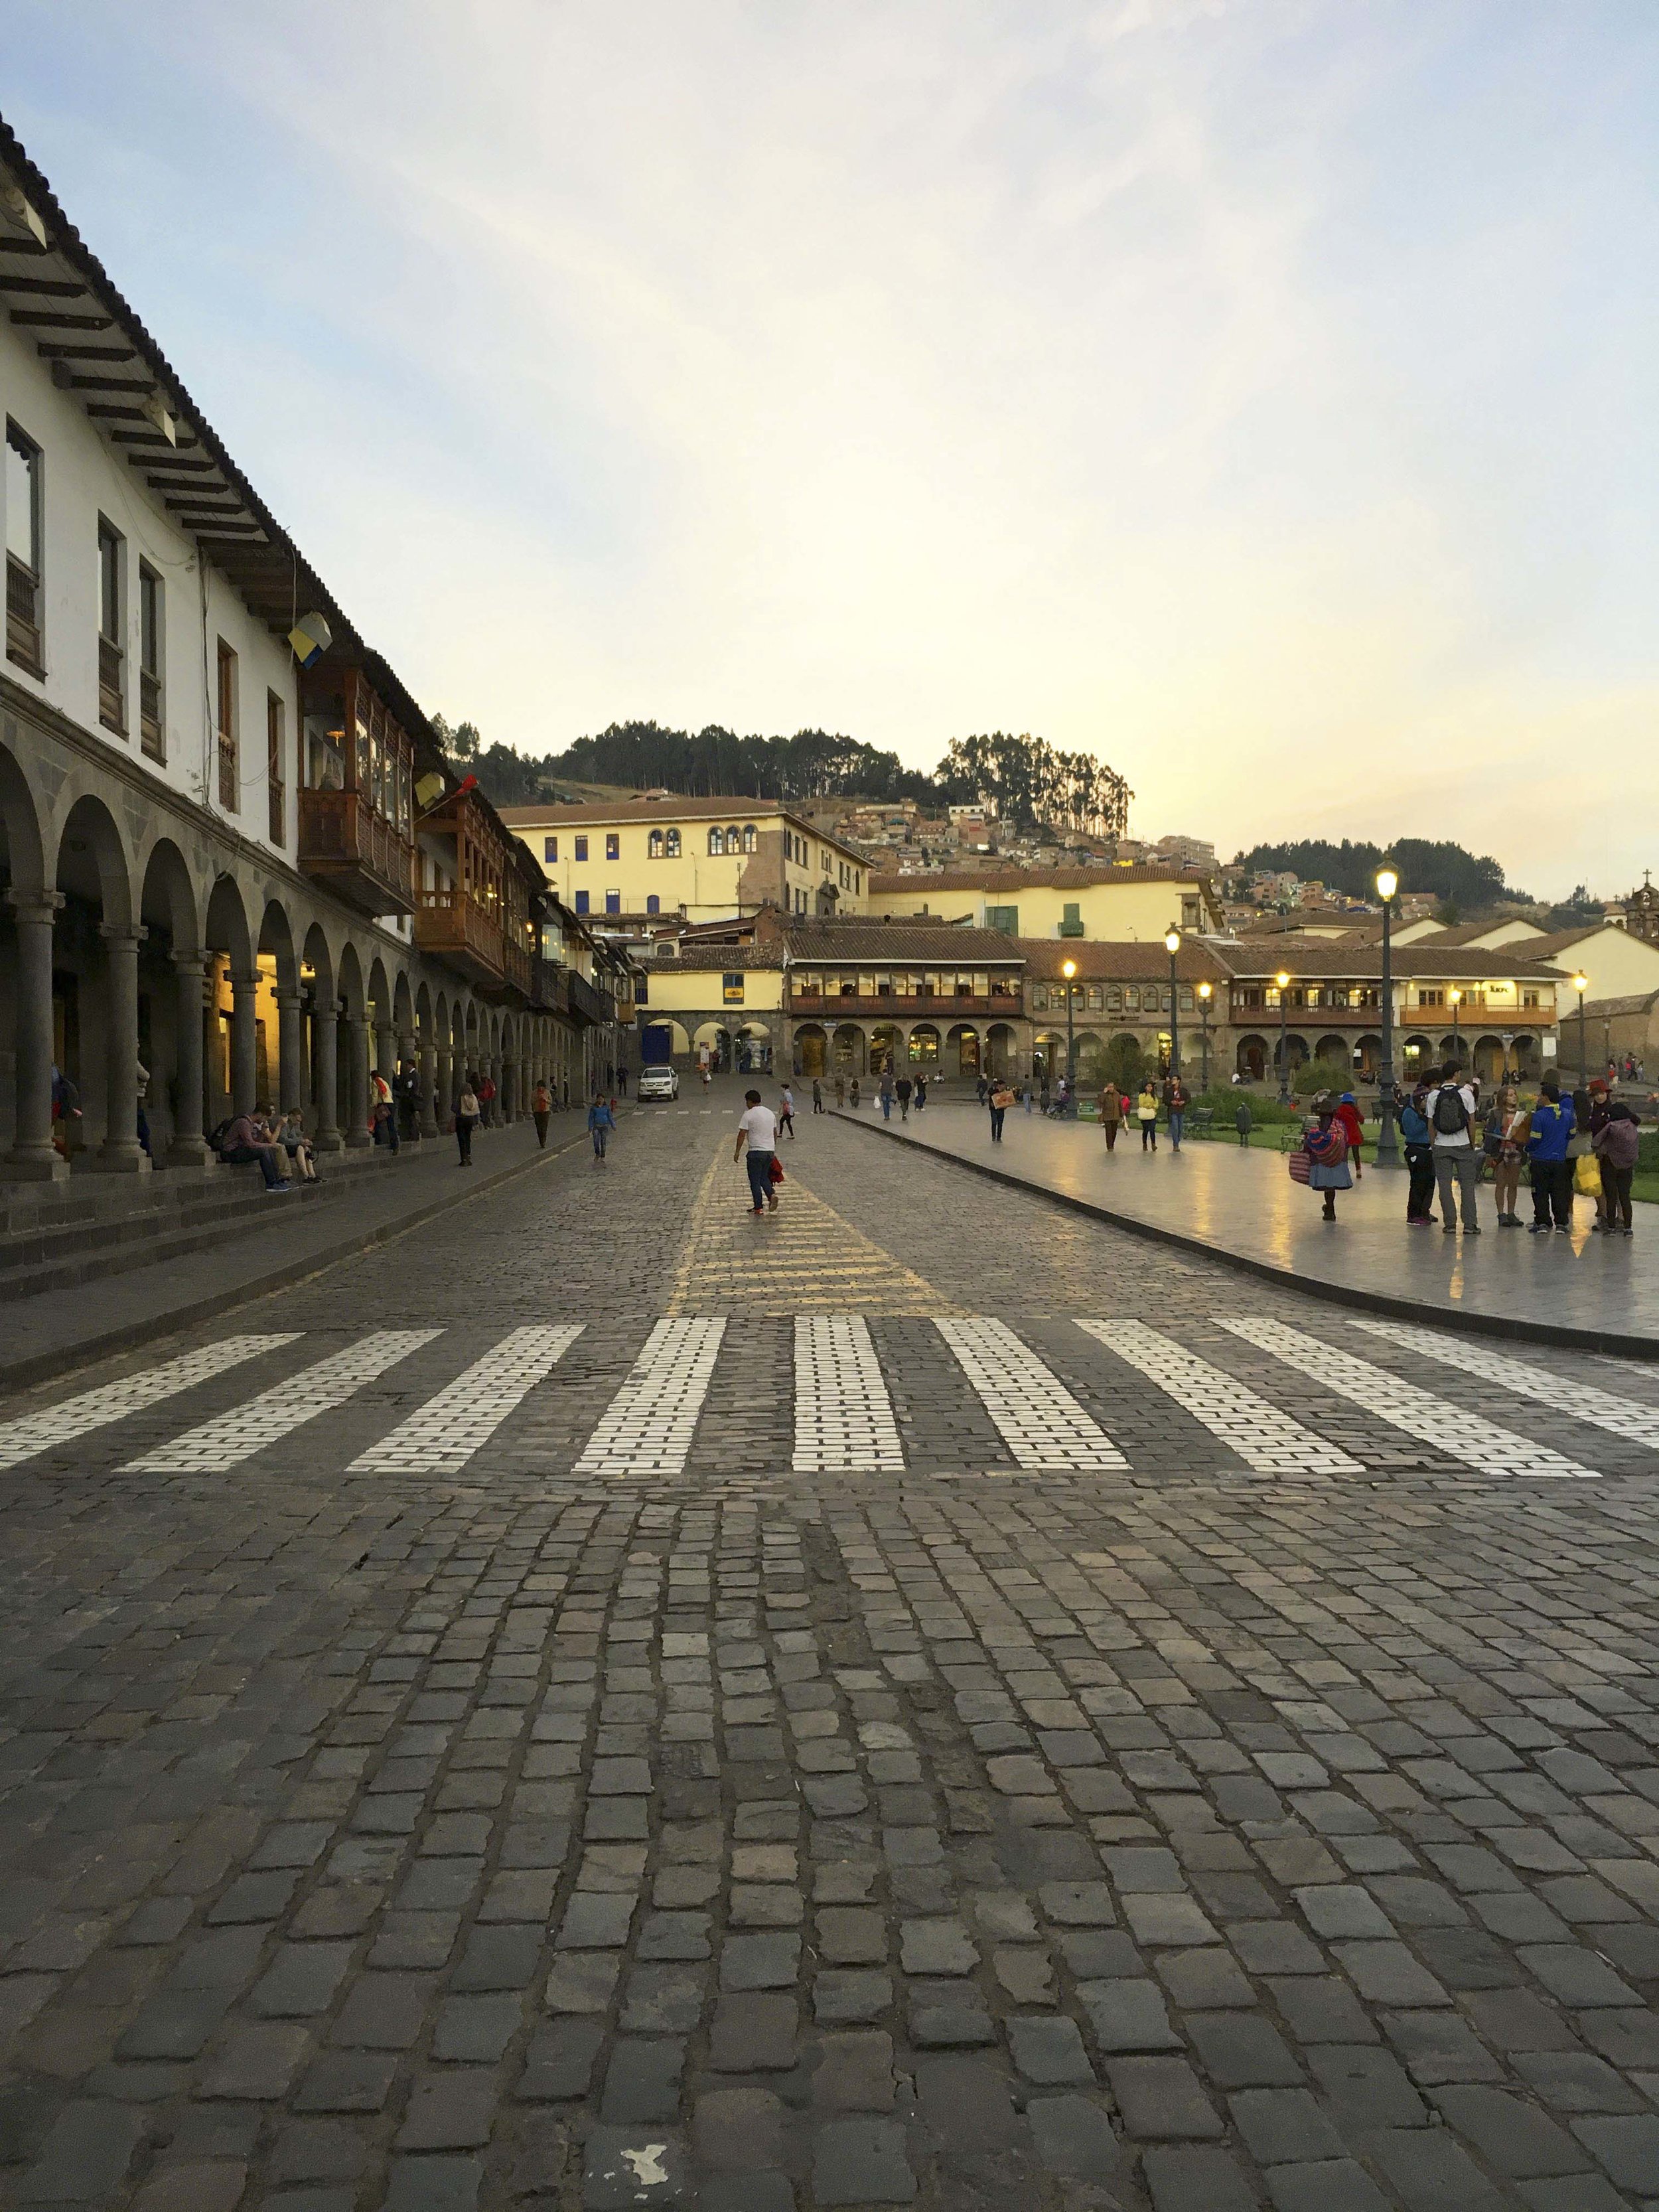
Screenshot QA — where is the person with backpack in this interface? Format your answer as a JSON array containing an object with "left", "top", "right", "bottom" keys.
[
  {"left": 1303, "top": 1092, "right": 1353, "bottom": 1222},
  {"left": 1593, "top": 1101, "right": 1640, "bottom": 1236},
  {"left": 1524, "top": 1074, "right": 1575, "bottom": 1232},
  {"left": 1424, "top": 1061, "right": 1480, "bottom": 1234},
  {"left": 1399, "top": 1083, "right": 1436, "bottom": 1224}
]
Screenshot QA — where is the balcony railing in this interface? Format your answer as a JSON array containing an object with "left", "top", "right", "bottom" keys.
[
  {"left": 791, "top": 992, "right": 1023, "bottom": 1019},
  {"left": 98, "top": 636, "right": 125, "bottom": 734},
  {"left": 567, "top": 971, "right": 614, "bottom": 1028},
  {"left": 6, "top": 555, "right": 41, "bottom": 674},
  {"left": 299, "top": 788, "right": 416, "bottom": 916}
]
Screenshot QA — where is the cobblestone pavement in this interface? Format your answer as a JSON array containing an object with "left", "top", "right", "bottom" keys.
[{"left": 2, "top": 1094, "right": 1659, "bottom": 2210}]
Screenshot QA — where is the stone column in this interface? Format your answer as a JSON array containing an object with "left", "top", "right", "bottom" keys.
[
  {"left": 276, "top": 990, "right": 307, "bottom": 1120},
  {"left": 169, "top": 951, "right": 210, "bottom": 1167},
  {"left": 419, "top": 1040, "right": 439, "bottom": 1140},
  {"left": 345, "top": 1016, "right": 373, "bottom": 1147},
  {"left": 5, "top": 889, "right": 68, "bottom": 1180},
  {"left": 98, "top": 921, "right": 149, "bottom": 1173},
  {"left": 311, "top": 999, "right": 342, "bottom": 1152},
  {"left": 230, "top": 968, "right": 259, "bottom": 1112}
]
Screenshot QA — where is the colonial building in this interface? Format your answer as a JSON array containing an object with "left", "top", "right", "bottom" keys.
[
  {"left": 868, "top": 863, "right": 1223, "bottom": 941},
  {"left": 0, "top": 123, "right": 619, "bottom": 1177},
  {"left": 499, "top": 796, "right": 871, "bottom": 928}
]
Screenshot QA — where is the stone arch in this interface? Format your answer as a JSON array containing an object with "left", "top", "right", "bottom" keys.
[
  {"left": 43, "top": 794, "right": 138, "bottom": 1161},
  {"left": 1068, "top": 1027, "right": 1103, "bottom": 1085},
  {"left": 985, "top": 1022, "right": 1016, "bottom": 1080},
  {"left": 334, "top": 940, "right": 372, "bottom": 1146},
  {"left": 1402, "top": 1032, "right": 1433, "bottom": 1077},
  {"left": 945, "top": 1021, "right": 981, "bottom": 1078},
  {"left": 1235, "top": 1031, "right": 1267, "bottom": 1082},
  {"left": 51, "top": 790, "right": 135, "bottom": 928},
  {"left": 793, "top": 1022, "right": 827, "bottom": 1079},
  {"left": 134, "top": 839, "right": 204, "bottom": 1163},
  {"left": 831, "top": 1023, "right": 866, "bottom": 1078},
  {"left": 299, "top": 922, "right": 342, "bottom": 1147},
  {"left": 1033, "top": 1030, "right": 1065, "bottom": 1082},
  {"left": 0, "top": 735, "right": 47, "bottom": 899},
  {"left": 140, "top": 837, "right": 199, "bottom": 956}
]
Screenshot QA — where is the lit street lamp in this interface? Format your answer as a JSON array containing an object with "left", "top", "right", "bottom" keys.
[
  {"left": 1062, "top": 957, "right": 1078, "bottom": 1092},
  {"left": 1164, "top": 927, "right": 1182, "bottom": 1079},
  {"left": 1275, "top": 970, "right": 1292, "bottom": 1103},
  {"left": 1449, "top": 988, "right": 1463, "bottom": 1066},
  {"left": 1196, "top": 980, "right": 1212, "bottom": 1092},
  {"left": 1374, "top": 865, "right": 1400, "bottom": 1167},
  {"left": 1573, "top": 971, "right": 1589, "bottom": 1086}
]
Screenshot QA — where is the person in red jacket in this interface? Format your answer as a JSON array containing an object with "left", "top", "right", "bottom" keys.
[{"left": 1336, "top": 1092, "right": 1366, "bottom": 1181}]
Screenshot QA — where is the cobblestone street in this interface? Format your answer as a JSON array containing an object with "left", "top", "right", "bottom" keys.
[{"left": 3, "top": 1095, "right": 1659, "bottom": 2211}]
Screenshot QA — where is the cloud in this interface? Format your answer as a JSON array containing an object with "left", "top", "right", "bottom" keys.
[{"left": 9, "top": 0, "right": 1658, "bottom": 896}]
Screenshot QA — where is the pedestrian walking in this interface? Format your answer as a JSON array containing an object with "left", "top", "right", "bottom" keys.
[
  {"left": 587, "top": 1092, "right": 615, "bottom": 1162},
  {"left": 1334, "top": 1092, "right": 1365, "bottom": 1180},
  {"left": 372, "top": 1094, "right": 399, "bottom": 1151},
  {"left": 778, "top": 1083, "right": 796, "bottom": 1140},
  {"left": 914, "top": 1074, "right": 927, "bottom": 1111},
  {"left": 1023, "top": 1082, "right": 1033, "bottom": 1114},
  {"left": 1098, "top": 1081, "right": 1123, "bottom": 1152},
  {"left": 1235, "top": 1097, "right": 1252, "bottom": 1147},
  {"left": 1525, "top": 1074, "right": 1575, "bottom": 1232},
  {"left": 455, "top": 1083, "right": 479, "bottom": 1166},
  {"left": 135, "top": 1058, "right": 152, "bottom": 1157},
  {"left": 975, "top": 1073, "right": 989, "bottom": 1106},
  {"left": 1165, "top": 1074, "right": 1189, "bottom": 1151},
  {"left": 1594, "top": 1102, "right": 1639, "bottom": 1236},
  {"left": 1302, "top": 1092, "right": 1353, "bottom": 1221},
  {"left": 734, "top": 1088, "right": 780, "bottom": 1215},
  {"left": 618, "top": 1067, "right": 629, "bottom": 1097},
  {"left": 849, "top": 1078, "right": 861, "bottom": 1110},
  {"left": 833, "top": 1074, "right": 845, "bottom": 1107},
  {"left": 478, "top": 1071, "right": 498, "bottom": 1127},
  {"left": 1039, "top": 1073, "right": 1052, "bottom": 1115},
  {"left": 532, "top": 1080, "right": 552, "bottom": 1149},
  {"left": 879, "top": 1069, "right": 896, "bottom": 1120},
  {"left": 1485, "top": 1085, "right": 1526, "bottom": 1225},
  {"left": 1137, "top": 1080, "right": 1159, "bottom": 1151},
  {"left": 895, "top": 1074, "right": 912, "bottom": 1122},
  {"left": 812, "top": 1078, "right": 824, "bottom": 1114},
  {"left": 1399, "top": 1084, "right": 1436, "bottom": 1224},
  {"left": 1425, "top": 1061, "right": 1480, "bottom": 1234},
  {"left": 989, "top": 1080, "right": 1013, "bottom": 1143}
]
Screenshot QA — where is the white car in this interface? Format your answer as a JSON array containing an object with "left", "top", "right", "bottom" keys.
[{"left": 637, "top": 1065, "right": 680, "bottom": 1100}]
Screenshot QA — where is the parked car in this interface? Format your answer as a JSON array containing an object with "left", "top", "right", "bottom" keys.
[{"left": 637, "top": 1065, "right": 680, "bottom": 1101}]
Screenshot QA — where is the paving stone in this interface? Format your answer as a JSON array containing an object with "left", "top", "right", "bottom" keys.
[
  {"left": 1305, "top": 2043, "right": 1427, "bottom": 2129},
  {"left": 693, "top": 2088, "right": 785, "bottom": 2170},
  {"left": 384, "top": 2152, "right": 484, "bottom": 2208},
  {"left": 196, "top": 2023, "right": 312, "bottom": 2101},
  {"left": 1106, "top": 2057, "right": 1224, "bottom": 2140},
  {"left": 810, "top": 2117, "right": 916, "bottom": 2205},
  {"left": 1024, "top": 2091, "right": 1119, "bottom": 2178},
  {"left": 812, "top": 2032, "right": 895, "bottom": 2111},
  {"left": 720, "top": 1935, "right": 800, "bottom": 1991},
  {"left": 818, "top": 1909, "right": 887, "bottom": 1966},
  {"left": 1141, "top": 2144, "right": 1258, "bottom": 2211},
  {"left": 1229, "top": 2085, "right": 1346, "bottom": 2166},
  {"left": 814, "top": 1974, "right": 891, "bottom": 2027},
  {"left": 1565, "top": 2112, "right": 1659, "bottom": 2191},
  {"left": 1007, "top": 2014, "right": 1094, "bottom": 2086},
  {"left": 396, "top": 2072, "right": 498, "bottom": 2150},
  {"left": 17, "top": 2099, "right": 147, "bottom": 2201},
  {"left": 1368, "top": 2125, "right": 1511, "bottom": 2210},
  {"left": 545, "top": 1953, "right": 624, "bottom": 2014},
  {"left": 295, "top": 2053, "right": 399, "bottom": 2114},
  {"left": 518, "top": 2019, "right": 605, "bottom": 2102},
  {"left": 1265, "top": 2158, "right": 1394, "bottom": 2211},
  {"left": 602, "top": 2039, "right": 686, "bottom": 2124},
  {"left": 898, "top": 1921, "right": 975, "bottom": 1976},
  {"left": 1156, "top": 1947, "right": 1256, "bottom": 2010},
  {"left": 1077, "top": 1976, "right": 1181, "bottom": 2053},
  {"left": 433, "top": 1994, "right": 520, "bottom": 2064},
  {"left": 1188, "top": 2013, "right": 1303, "bottom": 2089}
]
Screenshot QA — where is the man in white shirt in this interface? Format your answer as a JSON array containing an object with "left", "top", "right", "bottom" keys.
[
  {"left": 734, "top": 1089, "right": 780, "bottom": 1215},
  {"left": 1423, "top": 1061, "right": 1481, "bottom": 1235}
]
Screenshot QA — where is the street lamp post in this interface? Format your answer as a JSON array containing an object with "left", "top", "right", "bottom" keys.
[
  {"left": 1449, "top": 988, "right": 1462, "bottom": 1063},
  {"left": 1062, "top": 958, "right": 1077, "bottom": 1093},
  {"left": 1573, "top": 972, "right": 1588, "bottom": 1087},
  {"left": 1164, "top": 928, "right": 1182, "bottom": 1080},
  {"left": 1374, "top": 865, "right": 1400, "bottom": 1167},
  {"left": 1197, "top": 981, "right": 1212, "bottom": 1092},
  {"left": 1275, "top": 970, "right": 1291, "bottom": 1104}
]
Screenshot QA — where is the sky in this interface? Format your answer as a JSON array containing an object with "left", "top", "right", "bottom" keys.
[{"left": 7, "top": 1, "right": 1657, "bottom": 898}]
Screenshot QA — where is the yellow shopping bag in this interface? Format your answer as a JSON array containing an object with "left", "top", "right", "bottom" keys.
[{"left": 1574, "top": 1153, "right": 1602, "bottom": 1197}]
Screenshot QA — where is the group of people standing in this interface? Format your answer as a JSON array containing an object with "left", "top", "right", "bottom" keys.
[{"left": 1313, "top": 1063, "right": 1642, "bottom": 1236}]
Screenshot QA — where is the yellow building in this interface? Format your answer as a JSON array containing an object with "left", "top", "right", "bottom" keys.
[
  {"left": 498, "top": 796, "right": 871, "bottom": 927},
  {"left": 634, "top": 948, "right": 787, "bottom": 1072},
  {"left": 868, "top": 864, "right": 1222, "bottom": 941}
]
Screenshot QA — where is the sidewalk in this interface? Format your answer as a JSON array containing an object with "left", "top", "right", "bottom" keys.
[
  {"left": 839, "top": 1100, "right": 1659, "bottom": 1357},
  {"left": 0, "top": 1118, "right": 585, "bottom": 1392}
]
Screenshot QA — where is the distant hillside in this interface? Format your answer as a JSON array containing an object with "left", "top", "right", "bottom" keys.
[
  {"left": 436, "top": 717, "right": 1133, "bottom": 839},
  {"left": 1231, "top": 838, "right": 1528, "bottom": 910}
]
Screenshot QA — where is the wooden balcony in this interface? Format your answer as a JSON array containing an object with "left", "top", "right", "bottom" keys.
[
  {"left": 5, "top": 555, "right": 42, "bottom": 676},
  {"left": 790, "top": 992, "right": 1023, "bottom": 1021},
  {"left": 299, "top": 788, "right": 416, "bottom": 916},
  {"left": 413, "top": 888, "right": 508, "bottom": 986},
  {"left": 531, "top": 958, "right": 571, "bottom": 1015},
  {"left": 567, "top": 971, "right": 614, "bottom": 1028}
]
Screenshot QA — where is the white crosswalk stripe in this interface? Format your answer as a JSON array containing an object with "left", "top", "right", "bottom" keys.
[
  {"left": 574, "top": 1317, "right": 726, "bottom": 1478},
  {"left": 1350, "top": 1317, "right": 1659, "bottom": 1451},
  {"left": 794, "top": 1315, "right": 904, "bottom": 1471},
  {"left": 348, "top": 1326, "right": 585, "bottom": 1473},
  {"left": 1216, "top": 1317, "right": 1598, "bottom": 1479},
  {"left": 123, "top": 1331, "right": 443, "bottom": 1472},
  {"left": 0, "top": 1336, "right": 302, "bottom": 1473},
  {"left": 936, "top": 1317, "right": 1127, "bottom": 1470},
  {"left": 1076, "top": 1319, "right": 1364, "bottom": 1475}
]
